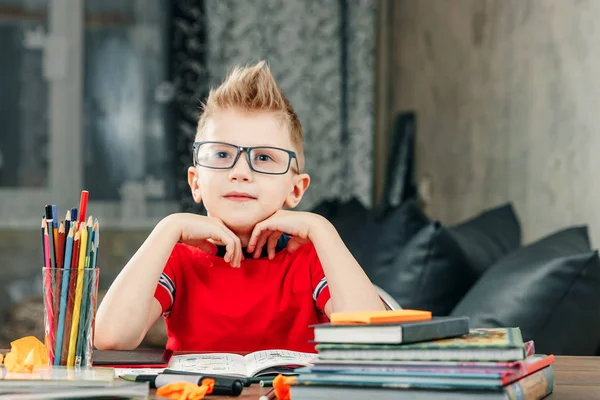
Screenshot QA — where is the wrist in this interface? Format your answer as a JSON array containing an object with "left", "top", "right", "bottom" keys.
[{"left": 157, "top": 213, "right": 186, "bottom": 243}]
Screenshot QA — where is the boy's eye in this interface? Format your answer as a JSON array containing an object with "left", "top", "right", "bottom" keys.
[
  {"left": 215, "top": 151, "right": 232, "bottom": 159},
  {"left": 255, "top": 153, "right": 274, "bottom": 162}
]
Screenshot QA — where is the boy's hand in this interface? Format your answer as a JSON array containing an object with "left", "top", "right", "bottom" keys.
[
  {"left": 247, "top": 210, "right": 327, "bottom": 259},
  {"left": 171, "top": 213, "right": 243, "bottom": 267}
]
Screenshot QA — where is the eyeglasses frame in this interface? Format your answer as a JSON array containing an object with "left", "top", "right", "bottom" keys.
[{"left": 192, "top": 141, "right": 300, "bottom": 175}]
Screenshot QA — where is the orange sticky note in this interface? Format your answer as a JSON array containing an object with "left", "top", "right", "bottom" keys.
[
  {"left": 3, "top": 336, "right": 48, "bottom": 372},
  {"left": 330, "top": 309, "right": 432, "bottom": 324}
]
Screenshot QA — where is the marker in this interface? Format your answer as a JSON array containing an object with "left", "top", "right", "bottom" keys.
[{"left": 121, "top": 374, "right": 244, "bottom": 396}]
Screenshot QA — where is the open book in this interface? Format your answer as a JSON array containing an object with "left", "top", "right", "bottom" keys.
[{"left": 166, "top": 350, "right": 318, "bottom": 378}]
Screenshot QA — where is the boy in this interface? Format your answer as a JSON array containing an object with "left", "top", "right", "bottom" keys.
[{"left": 95, "top": 61, "right": 385, "bottom": 353}]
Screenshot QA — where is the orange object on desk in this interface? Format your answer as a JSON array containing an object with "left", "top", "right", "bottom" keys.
[
  {"left": 157, "top": 378, "right": 215, "bottom": 400},
  {"left": 330, "top": 309, "right": 432, "bottom": 324}
]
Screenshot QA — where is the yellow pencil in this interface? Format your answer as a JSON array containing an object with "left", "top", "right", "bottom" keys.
[{"left": 67, "top": 222, "right": 88, "bottom": 366}]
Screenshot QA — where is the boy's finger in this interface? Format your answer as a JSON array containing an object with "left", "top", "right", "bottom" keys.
[
  {"left": 246, "top": 230, "right": 259, "bottom": 253},
  {"left": 215, "top": 222, "right": 242, "bottom": 267},
  {"left": 267, "top": 232, "right": 281, "bottom": 260},
  {"left": 223, "top": 229, "right": 241, "bottom": 267},
  {"left": 247, "top": 222, "right": 268, "bottom": 253},
  {"left": 253, "top": 230, "right": 271, "bottom": 259}
]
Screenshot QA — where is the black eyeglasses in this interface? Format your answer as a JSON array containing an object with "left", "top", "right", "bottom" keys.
[{"left": 193, "top": 141, "right": 300, "bottom": 175}]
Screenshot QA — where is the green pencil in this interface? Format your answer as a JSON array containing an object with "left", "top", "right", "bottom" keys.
[{"left": 75, "top": 216, "right": 93, "bottom": 365}]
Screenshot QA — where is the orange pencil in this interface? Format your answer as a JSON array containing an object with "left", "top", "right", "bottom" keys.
[{"left": 57, "top": 221, "right": 65, "bottom": 269}]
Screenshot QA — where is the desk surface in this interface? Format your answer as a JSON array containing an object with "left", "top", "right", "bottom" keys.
[
  {"left": 0, "top": 352, "right": 594, "bottom": 398},
  {"left": 550, "top": 356, "right": 600, "bottom": 399},
  {"left": 199, "top": 356, "right": 600, "bottom": 399}
]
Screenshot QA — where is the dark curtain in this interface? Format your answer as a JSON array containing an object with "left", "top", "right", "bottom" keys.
[{"left": 170, "top": 0, "right": 208, "bottom": 214}]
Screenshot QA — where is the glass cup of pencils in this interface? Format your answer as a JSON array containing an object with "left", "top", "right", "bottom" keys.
[{"left": 41, "top": 191, "right": 101, "bottom": 367}]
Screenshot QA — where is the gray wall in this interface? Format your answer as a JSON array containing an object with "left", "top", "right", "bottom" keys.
[{"left": 393, "top": 0, "right": 600, "bottom": 245}]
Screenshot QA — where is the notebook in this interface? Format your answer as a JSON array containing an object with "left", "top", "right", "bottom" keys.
[
  {"left": 312, "top": 316, "right": 469, "bottom": 344},
  {"left": 165, "top": 349, "right": 318, "bottom": 378},
  {"left": 296, "top": 354, "right": 555, "bottom": 387},
  {"left": 315, "top": 328, "right": 526, "bottom": 362},
  {"left": 289, "top": 365, "right": 554, "bottom": 400}
]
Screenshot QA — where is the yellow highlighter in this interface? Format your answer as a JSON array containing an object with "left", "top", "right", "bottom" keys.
[{"left": 67, "top": 223, "right": 87, "bottom": 366}]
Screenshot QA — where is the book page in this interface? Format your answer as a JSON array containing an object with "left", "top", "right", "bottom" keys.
[
  {"left": 167, "top": 353, "right": 248, "bottom": 377},
  {"left": 244, "top": 350, "right": 318, "bottom": 377}
]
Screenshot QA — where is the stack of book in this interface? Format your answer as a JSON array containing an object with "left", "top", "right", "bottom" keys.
[{"left": 290, "top": 311, "right": 554, "bottom": 400}]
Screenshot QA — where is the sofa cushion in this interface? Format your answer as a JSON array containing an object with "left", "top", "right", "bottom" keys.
[
  {"left": 448, "top": 203, "right": 522, "bottom": 276},
  {"left": 368, "top": 221, "right": 478, "bottom": 316},
  {"left": 365, "top": 198, "right": 431, "bottom": 272},
  {"left": 451, "top": 226, "right": 600, "bottom": 355}
]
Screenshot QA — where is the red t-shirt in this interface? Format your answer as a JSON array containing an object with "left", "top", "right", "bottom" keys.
[{"left": 153, "top": 239, "right": 331, "bottom": 353}]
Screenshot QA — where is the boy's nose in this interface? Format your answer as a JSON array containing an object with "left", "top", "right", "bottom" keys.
[{"left": 228, "top": 153, "right": 253, "bottom": 182}]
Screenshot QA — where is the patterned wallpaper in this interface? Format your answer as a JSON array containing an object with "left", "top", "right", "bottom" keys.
[{"left": 172, "top": 0, "right": 375, "bottom": 212}]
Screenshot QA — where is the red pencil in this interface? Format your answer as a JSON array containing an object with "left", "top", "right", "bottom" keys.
[
  {"left": 78, "top": 190, "right": 89, "bottom": 224},
  {"left": 43, "top": 222, "right": 55, "bottom": 365}
]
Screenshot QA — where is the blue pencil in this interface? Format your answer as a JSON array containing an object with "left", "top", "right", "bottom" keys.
[
  {"left": 51, "top": 205, "right": 58, "bottom": 229},
  {"left": 54, "top": 225, "right": 74, "bottom": 366}
]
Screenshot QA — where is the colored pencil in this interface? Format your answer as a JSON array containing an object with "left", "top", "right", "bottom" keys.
[
  {"left": 41, "top": 217, "right": 47, "bottom": 267},
  {"left": 51, "top": 204, "right": 58, "bottom": 247},
  {"left": 76, "top": 217, "right": 93, "bottom": 362},
  {"left": 79, "top": 241, "right": 94, "bottom": 365},
  {"left": 63, "top": 229, "right": 80, "bottom": 365},
  {"left": 91, "top": 219, "right": 99, "bottom": 269},
  {"left": 64, "top": 210, "right": 71, "bottom": 256},
  {"left": 78, "top": 191, "right": 88, "bottom": 224},
  {"left": 71, "top": 207, "right": 78, "bottom": 223},
  {"left": 82, "top": 219, "right": 100, "bottom": 365},
  {"left": 67, "top": 221, "right": 88, "bottom": 366},
  {"left": 42, "top": 221, "right": 55, "bottom": 365},
  {"left": 45, "top": 206, "right": 55, "bottom": 269},
  {"left": 54, "top": 224, "right": 74, "bottom": 365},
  {"left": 54, "top": 221, "right": 65, "bottom": 341}
]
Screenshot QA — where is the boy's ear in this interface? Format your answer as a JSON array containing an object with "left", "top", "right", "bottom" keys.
[
  {"left": 187, "top": 166, "right": 203, "bottom": 204},
  {"left": 284, "top": 173, "right": 310, "bottom": 209}
]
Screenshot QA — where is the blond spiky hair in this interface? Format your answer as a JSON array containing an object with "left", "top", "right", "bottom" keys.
[{"left": 196, "top": 61, "right": 304, "bottom": 172}]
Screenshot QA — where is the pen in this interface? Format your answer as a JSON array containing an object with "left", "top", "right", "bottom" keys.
[
  {"left": 122, "top": 374, "right": 244, "bottom": 396},
  {"left": 162, "top": 369, "right": 252, "bottom": 386}
]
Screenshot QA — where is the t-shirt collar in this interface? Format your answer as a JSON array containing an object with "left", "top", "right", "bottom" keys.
[{"left": 215, "top": 233, "right": 291, "bottom": 259}]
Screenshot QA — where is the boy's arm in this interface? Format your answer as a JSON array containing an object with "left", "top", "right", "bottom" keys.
[
  {"left": 247, "top": 211, "right": 386, "bottom": 316},
  {"left": 309, "top": 219, "right": 386, "bottom": 316},
  {"left": 95, "top": 214, "right": 243, "bottom": 350},
  {"left": 94, "top": 217, "right": 181, "bottom": 350}
]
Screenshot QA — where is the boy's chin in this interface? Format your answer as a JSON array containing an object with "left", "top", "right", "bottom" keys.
[{"left": 217, "top": 214, "right": 264, "bottom": 234}]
